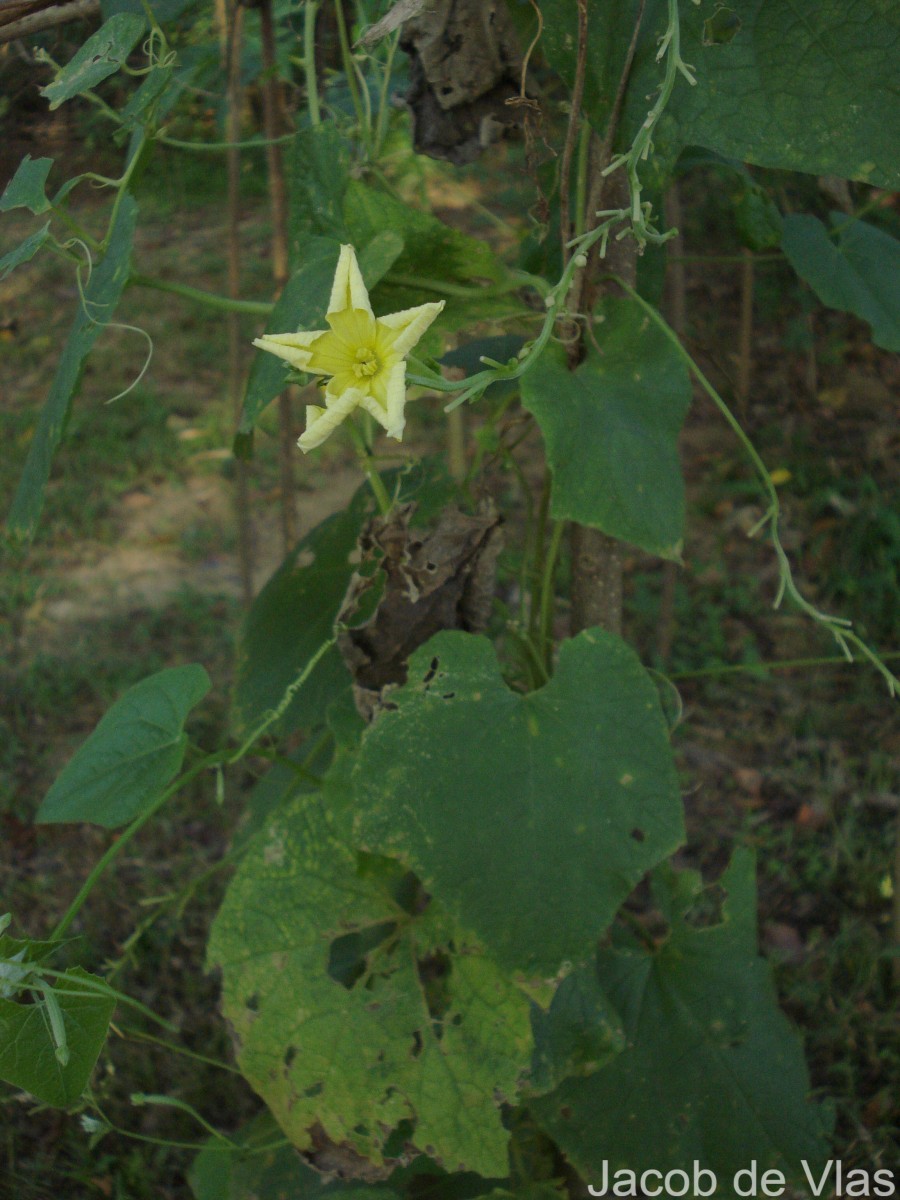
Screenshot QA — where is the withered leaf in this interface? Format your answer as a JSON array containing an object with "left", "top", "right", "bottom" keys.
[{"left": 337, "top": 503, "right": 503, "bottom": 719}]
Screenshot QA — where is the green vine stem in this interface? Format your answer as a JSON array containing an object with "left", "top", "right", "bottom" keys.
[
  {"left": 120, "top": 1027, "right": 241, "bottom": 1073},
  {"left": 130, "top": 1093, "right": 239, "bottom": 1145},
  {"left": 50, "top": 757, "right": 218, "bottom": 940},
  {"left": 406, "top": 219, "right": 615, "bottom": 405},
  {"left": 348, "top": 418, "right": 393, "bottom": 515},
  {"left": 670, "top": 651, "right": 900, "bottom": 682},
  {"left": 227, "top": 637, "right": 337, "bottom": 763},
  {"left": 334, "top": 0, "right": 366, "bottom": 136},
  {"left": 602, "top": 0, "right": 696, "bottom": 240},
  {"left": 616, "top": 279, "right": 899, "bottom": 697},
  {"left": 129, "top": 273, "right": 273, "bottom": 315},
  {"left": 303, "top": 0, "right": 322, "bottom": 127},
  {"left": 17, "top": 965, "right": 179, "bottom": 1034},
  {"left": 157, "top": 132, "right": 295, "bottom": 152}
]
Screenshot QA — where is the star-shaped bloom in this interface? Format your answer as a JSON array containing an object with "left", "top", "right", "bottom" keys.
[{"left": 253, "top": 245, "right": 444, "bottom": 453}]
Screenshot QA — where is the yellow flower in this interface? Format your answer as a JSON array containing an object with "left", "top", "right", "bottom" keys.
[{"left": 253, "top": 244, "right": 444, "bottom": 453}]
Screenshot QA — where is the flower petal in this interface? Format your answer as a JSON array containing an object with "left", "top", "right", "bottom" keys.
[
  {"left": 365, "top": 360, "right": 407, "bottom": 439},
  {"left": 326, "top": 368, "right": 367, "bottom": 399},
  {"left": 296, "top": 388, "right": 364, "bottom": 453},
  {"left": 328, "top": 244, "right": 373, "bottom": 317},
  {"left": 326, "top": 308, "right": 378, "bottom": 352},
  {"left": 375, "top": 300, "right": 444, "bottom": 359},
  {"left": 253, "top": 330, "right": 326, "bottom": 371},
  {"left": 305, "top": 329, "right": 356, "bottom": 376}
]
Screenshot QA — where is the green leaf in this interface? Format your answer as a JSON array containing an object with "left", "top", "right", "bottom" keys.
[
  {"left": 358, "top": 229, "right": 405, "bottom": 290},
  {"left": 0, "top": 967, "right": 115, "bottom": 1106},
  {"left": 7, "top": 192, "right": 137, "bottom": 539},
  {"left": 345, "top": 181, "right": 506, "bottom": 286},
  {"left": 539, "top": 0, "right": 900, "bottom": 188},
  {"left": 118, "top": 61, "right": 175, "bottom": 130},
  {"left": 238, "top": 235, "right": 342, "bottom": 441},
  {"left": 207, "top": 793, "right": 532, "bottom": 1176},
  {"left": 520, "top": 298, "right": 691, "bottom": 560},
  {"left": 231, "top": 756, "right": 312, "bottom": 856},
  {"left": 528, "top": 963, "right": 625, "bottom": 1094},
  {"left": 0, "top": 222, "right": 51, "bottom": 279},
  {"left": 781, "top": 214, "right": 900, "bottom": 353},
  {"left": 344, "top": 181, "right": 521, "bottom": 345},
  {"left": 733, "top": 187, "right": 783, "bottom": 252},
  {"left": 289, "top": 123, "right": 351, "bottom": 246},
  {"left": 0, "top": 930, "right": 62, "bottom": 999},
  {"left": 233, "top": 485, "right": 374, "bottom": 738},
  {"left": 0, "top": 156, "right": 53, "bottom": 214},
  {"left": 36, "top": 664, "right": 210, "bottom": 828},
  {"left": 101, "top": 0, "right": 196, "bottom": 21},
  {"left": 354, "top": 629, "right": 684, "bottom": 974},
  {"left": 41, "top": 13, "right": 147, "bottom": 110},
  {"left": 189, "top": 1112, "right": 320, "bottom": 1200},
  {"left": 529, "top": 850, "right": 829, "bottom": 1187}
]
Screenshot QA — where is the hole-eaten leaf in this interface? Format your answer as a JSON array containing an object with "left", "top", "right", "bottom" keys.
[
  {"left": 327, "top": 921, "right": 398, "bottom": 990},
  {"left": 703, "top": 6, "right": 741, "bottom": 45},
  {"left": 683, "top": 882, "right": 728, "bottom": 929},
  {"left": 416, "top": 949, "right": 453, "bottom": 1025}
]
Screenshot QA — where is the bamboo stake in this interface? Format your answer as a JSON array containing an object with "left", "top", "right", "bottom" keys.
[
  {"left": 565, "top": 4, "right": 644, "bottom": 639},
  {"left": 656, "top": 184, "right": 687, "bottom": 664},
  {"left": 259, "top": 0, "right": 298, "bottom": 553},
  {"left": 225, "top": 0, "right": 255, "bottom": 606},
  {"left": 736, "top": 246, "right": 754, "bottom": 417},
  {"left": 568, "top": 165, "right": 633, "bottom": 638}
]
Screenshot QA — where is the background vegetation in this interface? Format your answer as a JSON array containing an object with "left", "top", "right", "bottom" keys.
[{"left": 1, "top": 1, "right": 898, "bottom": 1195}]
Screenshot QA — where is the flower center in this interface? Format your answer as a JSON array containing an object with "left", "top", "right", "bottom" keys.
[{"left": 352, "top": 347, "right": 379, "bottom": 379}]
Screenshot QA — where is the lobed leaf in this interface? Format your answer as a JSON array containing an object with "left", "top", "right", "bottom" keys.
[
  {"left": 538, "top": 0, "right": 900, "bottom": 188},
  {"left": 529, "top": 850, "right": 830, "bottom": 1189},
  {"left": 289, "top": 123, "right": 351, "bottom": 246},
  {"left": 207, "top": 791, "right": 532, "bottom": 1176},
  {"left": 354, "top": 629, "right": 684, "bottom": 974},
  {"left": 528, "top": 963, "right": 625, "bottom": 1094}
]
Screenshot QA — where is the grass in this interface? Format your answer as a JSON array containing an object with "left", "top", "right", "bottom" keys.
[{"left": 0, "top": 130, "right": 279, "bottom": 1196}]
